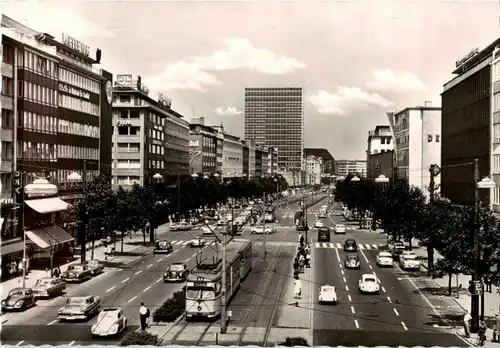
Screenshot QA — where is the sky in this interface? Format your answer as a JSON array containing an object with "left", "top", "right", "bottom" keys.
[{"left": 2, "top": 0, "right": 500, "bottom": 160}]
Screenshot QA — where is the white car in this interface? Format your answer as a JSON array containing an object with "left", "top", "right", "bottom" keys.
[
  {"left": 91, "top": 308, "right": 127, "bottom": 337},
  {"left": 399, "top": 251, "right": 420, "bottom": 271},
  {"left": 217, "top": 220, "right": 225, "bottom": 226},
  {"left": 334, "top": 224, "right": 346, "bottom": 234},
  {"left": 250, "top": 226, "right": 275, "bottom": 234},
  {"left": 376, "top": 251, "right": 394, "bottom": 267},
  {"left": 314, "top": 220, "right": 324, "bottom": 228},
  {"left": 191, "top": 237, "right": 206, "bottom": 247},
  {"left": 318, "top": 285, "right": 337, "bottom": 304},
  {"left": 202, "top": 226, "right": 213, "bottom": 235},
  {"left": 358, "top": 274, "right": 380, "bottom": 294}
]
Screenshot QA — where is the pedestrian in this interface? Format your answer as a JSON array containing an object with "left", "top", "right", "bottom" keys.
[
  {"left": 53, "top": 267, "right": 60, "bottom": 278},
  {"left": 17, "top": 260, "right": 23, "bottom": 277},
  {"left": 139, "top": 302, "right": 149, "bottom": 330},
  {"left": 493, "top": 314, "right": 500, "bottom": 342},
  {"left": 486, "top": 276, "right": 493, "bottom": 293},
  {"left": 463, "top": 310, "right": 472, "bottom": 338},
  {"left": 299, "top": 234, "right": 304, "bottom": 247},
  {"left": 478, "top": 319, "right": 487, "bottom": 346},
  {"left": 305, "top": 253, "right": 311, "bottom": 268},
  {"left": 294, "top": 278, "right": 302, "bottom": 299}
]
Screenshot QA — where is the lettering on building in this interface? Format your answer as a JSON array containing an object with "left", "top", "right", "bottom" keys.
[
  {"left": 117, "top": 120, "right": 132, "bottom": 127},
  {"left": 189, "top": 140, "right": 200, "bottom": 147},
  {"left": 62, "top": 34, "right": 90, "bottom": 56},
  {"left": 59, "top": 83, "right": 91, "bottom": 100},
  {"left": 116, "top": 74, "right": 133, "bottom": 88}
]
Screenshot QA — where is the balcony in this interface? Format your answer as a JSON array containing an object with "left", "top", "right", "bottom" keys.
[
  {"left": 1, "top": 62, "right": 13, "bottom": 78},
  {"left": 1, "top": 159, "right": 13, "bottom": 172},
  {"left": 116, "top": 135, "right": 141, "bottom": 143},
  {"left": 1, "top": 128, "right": 13, "bottom": 142},
  {"left": 113, "top": 151, "right": 141, "bottom": 160},
  {"left": 113, "top": 168, "right": 142, "bottom": 176},
  {"left": 1, "top": 95, "right": 13, "bottom": 110}
]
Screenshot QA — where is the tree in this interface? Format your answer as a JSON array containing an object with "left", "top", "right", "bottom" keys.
[
  {"left": 115, "top": 186, "right": 135, "bottom": 254},
  {"left": 76, "top": 174, "right": 116, "bottom": 261},
  {"left": 282, "top": 337, "right": 309, "bottom": 347},
  {"left": 120, "top": 331, "right": 159, "bottom": 346}
]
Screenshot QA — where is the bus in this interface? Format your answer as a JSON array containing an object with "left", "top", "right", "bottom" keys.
[
  {"left": 185, "top": 239, "right": 252, "bottom": 320},
  {"left": 317, "top": 227, "right": 331, "bottom": 242}
]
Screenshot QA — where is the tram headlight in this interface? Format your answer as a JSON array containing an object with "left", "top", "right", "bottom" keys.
[{"left": 197, "top": 306, "right": 202, "bottom": 311}]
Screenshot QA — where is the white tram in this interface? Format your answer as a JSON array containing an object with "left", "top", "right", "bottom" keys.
[{"left": 185, "top": 239, "right": 252, "bottom": 320}]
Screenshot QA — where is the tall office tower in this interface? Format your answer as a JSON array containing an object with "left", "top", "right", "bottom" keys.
[{"left": 244, "top": 87, "right": 304, "bottom": 172}]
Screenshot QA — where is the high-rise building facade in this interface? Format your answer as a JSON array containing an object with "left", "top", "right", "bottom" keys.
[
  {"left": 189, "top": 122, "right": 218, "bottom": 176},
  {"left": 366, "top": 125, "right": 394, "bottom": 178},
  {"left": 221, "top": 132, "right": 243, "bottom": 178},
  {"left": 335, "top": 160, "right": 367, "bottom": 177},
  {"left": 305, "top": 155, "right": 322, "bottom": 185},
  {"left": 244, "top": 87, "right": 303, "bottom": 172}
]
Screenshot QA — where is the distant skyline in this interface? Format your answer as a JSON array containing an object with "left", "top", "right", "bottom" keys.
[{"left": 2, "top": 0, "right": 499, "bottom": 160}]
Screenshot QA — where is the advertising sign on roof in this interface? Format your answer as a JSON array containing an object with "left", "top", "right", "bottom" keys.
[
  {"left": 62, "top": 34, "right": 90, "bottom": 57},
  {"left": 116, "top": 75, "right": 133, "bottom": 88}
]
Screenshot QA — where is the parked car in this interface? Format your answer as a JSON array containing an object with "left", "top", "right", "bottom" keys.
[
  {"left": 358, "top": 274, "right": 380, "bottom": 294},
  {"left": 153, "top": 240, "right": 174, "bottom": 254},
  {"left": 345, "top": 254, "right": 361, "bottom": 269},
  {"left": 86, "top": 260, "right": 104, "bottom": 276},
  {"left": 164, "top": 263, "right": 189, "bottom": 282},
  {"left": 376, "top": 251, "right": 394, "bottom": 267},
  {"left": 32, "top": 277, "right": 66, "bottom": 298},
  {"left": 318, "top": 285, "right": 337, "bottom": 304},
  {"left": 399, "top": 251, "right": 421, "bottom": 271},
  {"left": 1, "top": 287, "right": 36, "bottom": 311},
  {"left": 170, "top": 222, "right": 193, "bottom": 231},
  {"left": 58, "top": 295, "right": 101, "bottom": 321},
  {"left": 191, "top": 237, "right": 206, "bottom": 247},
  {"left": 62, "top": 264, "right": 92, "bottom": 283},
  {"left": 91, "top": 308, "right": 127, "bottom": 337}
]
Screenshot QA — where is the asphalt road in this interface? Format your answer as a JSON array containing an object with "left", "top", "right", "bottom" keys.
[
  {"left": 0, "top": 229, "right": 217, "bottom": 346},
  {"left": 312, "top": 208, "right": 469, "bottom": 347}
]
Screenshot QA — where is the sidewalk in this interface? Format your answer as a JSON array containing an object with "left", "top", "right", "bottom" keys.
[
  {"left": 410, "top": 241, "right": 500, "bottom": 347},
  {"left": 0, "top": 223, "right": 171, "bottom": 300}
]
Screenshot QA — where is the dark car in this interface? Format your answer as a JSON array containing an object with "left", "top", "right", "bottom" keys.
[
  {"left": 344, "top": 239, "right": 358, "bottom": 252},
  {"left": 1, "top": 287, "right": 36, "bottom": 311},
  {"left": 154, "top": 240, "right": 174, "bottom": 254},
  {"left": 164, "top": 263, "right": 189, "bottom": 282},
  {"left": 317, "top": 227, "right": 331, "bottom": 242},
  {"left": 345, "top": 254, "right": 361, "bottom": 269}
]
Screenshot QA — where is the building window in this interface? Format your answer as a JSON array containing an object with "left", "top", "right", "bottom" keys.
[
  {"left": 1, "top": 109, "right": 13, "bottom": 129},
  {"left": 2, "top": 44, "right": 14, "bottom": 64},
  {"left": 1, "top": 76, "right": 13, "bottom": 96}
]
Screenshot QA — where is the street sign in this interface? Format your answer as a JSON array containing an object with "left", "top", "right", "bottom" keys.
[{"left": 475, "top": 281, "right": 484, "bottom": 295}]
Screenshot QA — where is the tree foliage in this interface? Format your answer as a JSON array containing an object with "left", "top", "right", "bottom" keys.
[
  {"left": 120, "top": 331, "right": 159, "bottom": 346},
  {"left": 282, "top": 337, "right": 309, "bottom": 347}
]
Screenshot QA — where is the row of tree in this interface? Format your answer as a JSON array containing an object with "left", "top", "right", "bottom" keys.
[
  {"left": 73, "top": 173, "right": 288, "bottom": 254},
  {"left": 335, "top": 175, "right": 500, "bottom": 295}
]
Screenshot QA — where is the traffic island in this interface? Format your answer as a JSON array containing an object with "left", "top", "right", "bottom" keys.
[{"left": 152, "top": 287, "right": 186, "bottom": 324}]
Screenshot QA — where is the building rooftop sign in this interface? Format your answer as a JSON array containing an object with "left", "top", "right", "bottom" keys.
[
  {"left": 62, "top": 33, "right": 90, "bottom": 57},
  {"left": 158, "top": 93, "right": 172, "bottom": 108},
  {"left": 455, "top": 47, "right": 479, "bottom": 68}
]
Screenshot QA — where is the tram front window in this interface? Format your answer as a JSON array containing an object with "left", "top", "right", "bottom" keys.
[{"left": 186, "top": 286, "right": 215, "bottom": 299}]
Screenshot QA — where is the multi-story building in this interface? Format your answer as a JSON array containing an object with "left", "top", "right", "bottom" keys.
[
  {"left": 1, "top": 15, "right": 113, "bottom": 266},
  {"left": 189, "top": 122, "right": 218, "bottom": 176},
  {"left": 255, "top": 145, "right": 263, "bottom": 177},
  {"left": 242, "top": 141, "right": 249, "bottom": 177},
  {"left": 388, "top": 102, "right": 441, "bottom": 196},
  {"left": 269, "top": 147, "right": 278, "bottom": 175},
  {"left": 441, "top": 41, "right": 498, "bottom": 206},
  {"left": 304, "top": 148, "right": 335, "bottom": 175},
  {"left": 244, "top": 87, "right": 303, "bottom": 172},
  {"left": 335, "top": 160, "right": 367, "bottom": 177},
  {"left": 111, "top": 75, "right": 189, "bottom": 189},
  {"left": 248, "top": 141, "right": 256, "bottom": 177},
  {"left": 367, "top": 150, "right": 394, "bottom": 180},
  {"left": 215, "top": 130, "right": 223, "bottom": 175},
  {"left": 221, "top": 132, "right": 243, "bottom": 178},
  {"left": 366, "top": 125, "right": 394, "bottom": 178},
  {"left": 305, "top": 155, "right": 323, "bottom": 185}
]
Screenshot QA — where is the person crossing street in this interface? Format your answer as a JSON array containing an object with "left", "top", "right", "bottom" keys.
[{"left": 139, "top": 302, "right": 150, "bottom": 330}]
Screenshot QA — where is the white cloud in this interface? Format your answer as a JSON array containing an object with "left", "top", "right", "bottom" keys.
[
  {"left": 366, "top": 69, "right": 427, "bottom": 91},
  {"left": 308, "top": 87, "right": 393, "bottom": 116},
  {"left": 215, "top": 107, "right": 242, "bottom": 116},
  {"left": 147, "top": 37, "right": 306, "bottom": 92},
  {"left": 3, "top": 1, "right": 115, "bottom": 38}
]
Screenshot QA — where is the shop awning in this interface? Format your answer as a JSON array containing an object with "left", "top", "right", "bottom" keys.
[
  {"left": 25, "top": 226, "right": 74, "bottom": 249},
  {"left": 25, "top": 197, "right": 71, "bottom": 214},
  {"left": 1, "top": 240, "right": 24, "bottom": 256}
]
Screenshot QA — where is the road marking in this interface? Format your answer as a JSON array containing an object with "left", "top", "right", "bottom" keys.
[
  {"left": 372, "top": 244, "right": 378, "bottom": 249},
  {"left": 351, "top": 306, "right": 355, "bottom": 314},
  {"left": 156, "top": 258, "right": 163, "bottom": 263},
  {"left": 335, "top": 247, "right": 341, "bottom": 262},
  {"left": 16, "top": 341, "right": 24, "bottom": 346},
  {"left": 354, "top": 319, "right": 360, "bottom": 328},
  {"left": 401, "top": 322, "right": 408, "bottom": 330},
  {"left": 135, "top": 270, "right": 142, "bottom": 275},
  {"left": 341, "top": 270, "right": 344, "bottom": 275},
  {"left": 369, "top": 264, "right": 373, "bottom": 269},
  {"left": 47, "top": 319, "right": 57, "bottom": 326},
  {"left": 106, "top": 286, "right": 116, "bottom": 292},
  {"left": 156, "top": 277, "right": 162, "bottom": 283},
  {"left": 143, "top": 286, "right": 151, "bottom": 292},
  {"left": 359, "top": 249, "right": 369, "bottom": 263},
  {"left": 381, "top": 286, "right": 386, "bottom": 293},
  {"left": 343, "top": 277, "right": 347, "bottom": 283},
  {"left": 393, "top": 308, "right": 400, "bottom": 316},
  {"left": 69, "top": 341, "right": 75, "bottom": 346},
  {"left": 127, "top": 296, "right": 137, "bottom": 303},
  {"left": 348, "top": 294, "right": 352, "bottom": 302},
  {"left": 339, "top": 264, "right": 343, "bottom": 269},
  {"left": 345, "top": 285, "right": 349, "bottom": 291},
  {"left": 147, "top": 264, "right": 153, "bottom": 268},
  {"left": 184, "top": 258, "right": 191, "bottom": 262},
  {"left": 387, "top": 296, "right": 392, "bottom": 303},
  {"left": 121, "top": 277, "right": 130, "bottom": 283},
  {"left": 173, "top": 249, "right": 179, "bottom": 253}
]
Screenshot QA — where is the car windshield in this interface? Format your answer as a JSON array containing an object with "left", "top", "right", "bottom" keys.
[
  {"left": 380, "top": 253, "right": 392, "bottom": 258},
  {"left": 363, "top": 277, "right": 376, "bottom": 282},
  {"left": 337, "top": 225, "right": 345, "bottom": 228},
  {"left": 322, "top": 287, "right": 335, "bottom": 293},
  {"left": 88, "top": 260, "right": 98, "bottom": 266},
  {"left": 9, "top": 289, "right": 24, "bottom": 296},
  {"left": 36, "top": 279, "right": 52, "bottom": 286},
  {"left": 348, "top": 256, "right": 358, "bottom": 261},
  {"left": 186, "top": 287, "right": 215, "bottom": 299},
  {"left": 158, "top": 241, "right": 169, "bottom": 247},
  {"left": 67, "top": 298, "right": 86, "bottom": 305},
  {"left": 169, "top": 264, "right": 185, "bottom": 271},
  {"left": 72, "top": 266, "right": 84, "bottom": 271},
  {"left": 404, "top": 255, "right": 417, "bottom": 260},
  {"left": 346, "top": 240, "right": 356, "bottom": 245}
]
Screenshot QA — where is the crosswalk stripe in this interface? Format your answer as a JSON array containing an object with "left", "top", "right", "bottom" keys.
[
  {"left": 315, "top": 243, "right": 321, "bottom": 248},
  {"left": 329, "top": 243, "right": 335, "bottom": 248},
  {"left": 372, "top": 244, "right": 378, "bottom": 249},
  {"left": 359, "top": 244, "right": 364, "bottom": 250},
  {"left": 336, "top": 243, "right": 342, "bottom": 249},
  {"left": 182, "top": 241, "right": 190, "bottom": 245}
]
